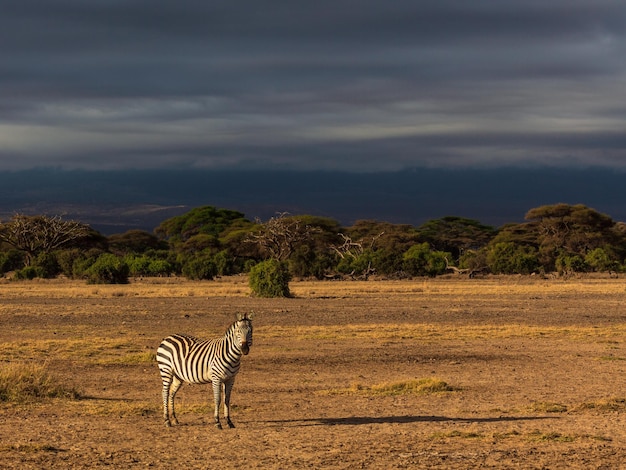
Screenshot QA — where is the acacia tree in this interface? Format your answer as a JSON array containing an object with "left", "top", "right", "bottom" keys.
[
  {"left": 525, "top": 204, "right": 623, "bottom": 270},
  {"left": 417, "top": 216, "right": 496, "bottom": 259},
  {"left": 0, "top": 214, "right": 91, "bottom": 266}
]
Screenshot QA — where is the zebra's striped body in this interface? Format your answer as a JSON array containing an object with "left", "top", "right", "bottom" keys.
[{"left": 156, "top": 312, "right": 253, "bottom": 428}]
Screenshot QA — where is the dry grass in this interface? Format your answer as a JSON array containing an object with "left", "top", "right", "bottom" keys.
[
  {"left": 320, "top": 377, "right": 455, "bottom": 396},
  {"left": 0, "top": 362, "right": 81, "bottom": 403},
  {"left": 429, "top": 430, "right": 484, "bottom": 440},
  {"left": 71, "top": 399, "right": 159, "bottom": 417},
  {"left": 260, "top": 323, "right": 626, "bottom": 342},
  {"left": 528, "top": 401, "right": 569, "bottom": 413},
  {"left": 0, "top": 276, "right": 251, "bottom": 299},
  {"left": 0, "top": 339, "right": 144, "bottom": 362},
  {"left": 2, "top": 276, "right": 626, "bottom": 468},
  {"left": 1, "top": 275, "right": 625, "bottom": 300},
  {"left": 573, "top": 397, "right": 626, "bottom": 412}
]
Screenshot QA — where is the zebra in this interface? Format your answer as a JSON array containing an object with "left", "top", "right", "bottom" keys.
[{"left": 156, "top": 312, "right": 253, "bottom": 428}]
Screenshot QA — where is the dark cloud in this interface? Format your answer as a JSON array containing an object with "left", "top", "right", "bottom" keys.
[{"left": 1, "top": 1, "right": 626, "bottom": 170}]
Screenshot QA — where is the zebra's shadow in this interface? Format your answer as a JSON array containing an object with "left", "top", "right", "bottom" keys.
[{"left": 266, "top": 415, "right": 557, "bottom": 427}]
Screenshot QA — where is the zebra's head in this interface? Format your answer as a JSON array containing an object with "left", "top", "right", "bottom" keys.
[{"left": 234, "top": 312, "right": 253, "bottom": 355}]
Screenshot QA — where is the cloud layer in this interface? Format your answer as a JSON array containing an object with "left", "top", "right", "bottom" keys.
[{"left": 2, "top": 1, "right": 626, "bottom": 171}]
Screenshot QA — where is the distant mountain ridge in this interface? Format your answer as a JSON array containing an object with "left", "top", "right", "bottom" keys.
[{"left": 0, "top": 167, "right": 624, "bottom": 235}]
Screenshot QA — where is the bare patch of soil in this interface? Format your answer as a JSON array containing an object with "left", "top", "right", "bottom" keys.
[{"left": 1, "top": 276, "right": 626, "bottom": 468}]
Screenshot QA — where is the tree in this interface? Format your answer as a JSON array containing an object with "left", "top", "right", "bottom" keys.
[
  {"left": 525, "top": 204, "right": 618, "bottom": 260},
  {"left": 417, "top": 216, "right": 496, "bottom": 259},
  {"left": 333, "top": 220, "right": 422, "bottom": 276},
  {"left": 247, "top": 213, "right": 319, "bottom": 262},
  {"left": 154, "top": 206, "right": 255, "bottom": 273},
  {"left": 155, "top": 206, "right": 249, "bottom": 245},
  {"left": 107, "top": 230, "right": 168, "bottom": 255},
  {"left": 0, "top": 214, "right": 91, "bottom": 266}
]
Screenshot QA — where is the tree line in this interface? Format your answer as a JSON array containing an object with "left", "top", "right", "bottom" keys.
[{"left": 1, "top": 203, "right": 625, "bottom": 285}]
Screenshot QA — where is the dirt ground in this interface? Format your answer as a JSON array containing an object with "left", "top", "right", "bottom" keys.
[{"left": 1, "top": 275, "right": 625, "bottom": 469}]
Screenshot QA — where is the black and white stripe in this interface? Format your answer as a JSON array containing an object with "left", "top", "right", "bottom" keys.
[{"left": 156, "top": 312, "right": 253, "bottom": 428}]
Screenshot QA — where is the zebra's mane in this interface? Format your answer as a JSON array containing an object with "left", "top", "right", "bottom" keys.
[
  {"left": 176, "top": 333, "right": 201, "bottom": 342},
  {"left": 175, "top": 314, "right": 251, "bottom": 342}
]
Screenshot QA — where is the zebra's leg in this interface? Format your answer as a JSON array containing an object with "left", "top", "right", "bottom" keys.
[
  {"left": 223, "top": 378, "right": 236, "bottom": 428},
  {"left": 162, "top": 379, "right": 172, "bottom": 427},
  {"left": 168, "top": 377, "right": 183, "bottom": 426},
  {"left": 212, "top": 379, "right": 223, "bottom": 429}
]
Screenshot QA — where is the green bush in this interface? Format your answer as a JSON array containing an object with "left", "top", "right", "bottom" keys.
[
  {"left": 56, "top": 249, "right": 84, "bottom": 278},
  {"left": 249, "top": 259, "right": 291, "bottom": 297},
  {"left": 85, "top": 253, "right": 129, "bottom": 284},
  {"left": 126, "top": 255, "right": 152, "bottom": 276},
  {"left": 33, "top": 252, "right": 60, "bottom": 278},
  {"left": 213, "top": 250, "right": 235, "bottom": 276},
  {"left": 148, "top": 259, "right": 173, "bottom": 276},
  {"left": 402, "top": 243, "right": 431, "bottom": 276},
  {"left": 424, "top": 250, "right": 451, "bottom": 276},
  {"left": 585, "top": 248, "right": 617, "bottom": 272},
  {"left": 182, "top": 256, "right": 217, "bottom": 280},
  {"left": 555, "top": 253, "right": 587, "bottom": 274},
  {"left": 14, "top": 266, "right": 44, "bottom": 280},
  {"left": 487, "top": 242, "right": 540, "bottom": 275},
  {"left": 0, "top": 250, "right": 25, "bottom": 275}
]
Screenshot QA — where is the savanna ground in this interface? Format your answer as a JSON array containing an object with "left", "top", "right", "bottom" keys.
[{"left": 1, "top": 275, "right": 626, "bottom": 469}]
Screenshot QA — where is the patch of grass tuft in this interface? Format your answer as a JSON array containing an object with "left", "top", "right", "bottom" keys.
[
  {"left": 527, "top": 430, "right": 575, "bottom": 442},
  {"left": 574, "top": 397, "right": 626, "bottom": 412},
  {"left": 429, "top": 430, "right": 483, "bottom": 440},
  {"left": 528, "top": 401, "right": 568, "bottom": 413},
  {"left": 321, "top": 377, "right": 455, "bottom": 396},
  {"left": 0, "top": 362, "right": 81, "bottom": 403}
]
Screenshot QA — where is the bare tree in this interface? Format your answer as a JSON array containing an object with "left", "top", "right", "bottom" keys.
[
  {"left": 330, "top": 231, "right": 384, "bottom": 279},
  {"left": 330, "top": 232, "right": 384, "bottom": 261},
  {"left": 247, "top": 212, "right": 318, "bottom": 261},
  {"left": 0, "top": 214, "right": 91, "bottom": 265}
]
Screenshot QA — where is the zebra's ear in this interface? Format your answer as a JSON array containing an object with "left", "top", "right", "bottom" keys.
[{"left": 236, "top": 312, "right": 253, "bottom": 321}]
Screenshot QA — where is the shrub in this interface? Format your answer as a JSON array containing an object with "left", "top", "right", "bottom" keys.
[
  {"left": 487, "top": 242, "right": 540, "bottom": 275},
  {"left": 86, "top": 253, "right": 129, "bottom": 284},
  {"left": 56, "top": 249, "right": 84, "bottom": 278},
  {"left": 33, "top": 252, "right": 61, "bottom": 278},
  {"left": 126, "top": 255, "right": 152, "bottom": 276},
  {"left": 213, "top": 250, "right": 234, "bottom": 276},
  {"left": 148, "top": 259, "right": 173, "bottom": 276},
  {"left": 0, "top": 250, "right": 25, "bottom": 275},
  {"left": 14, "top": 266, "right": 44, "bottom": 280},
  {"left": 249, "top": 259, "right": 291, "bottom": 297},
  {"left": 555, "top": 253, "right": 586, "bottom": 274},
  {"left": 182, "top": 256, "right": 217, "bottom": 280},
  {"left": 585, "top": 247, "right": 617, "bottom": 272},
  {"left": 402, "top": 243, "right": 431, "bottom": 276},
  {"left": 402, "top": 243, "right": 451, "bottom": 276}
]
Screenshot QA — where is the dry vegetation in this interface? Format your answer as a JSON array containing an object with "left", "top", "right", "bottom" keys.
[{"left": 1, "top": 275, "right": 626, "bottom": 468}]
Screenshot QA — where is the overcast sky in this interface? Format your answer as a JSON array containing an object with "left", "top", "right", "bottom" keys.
[{"left": 2, "top": 1, "right": 626, "bottom": 172}]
